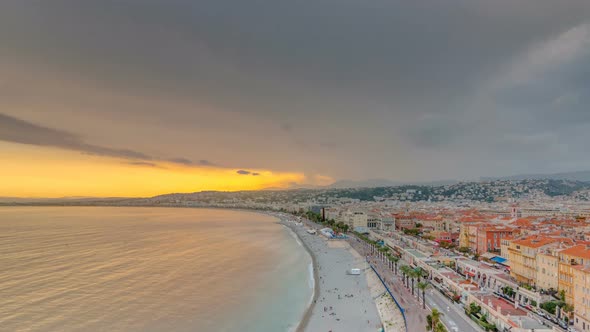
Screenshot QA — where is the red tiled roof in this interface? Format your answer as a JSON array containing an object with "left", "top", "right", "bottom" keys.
[
  {"left": 561, "top": 244, "right": 590, "bottom": 259},
  {"left": 513, "top": 236, "right": 560, "bottom": 248}
]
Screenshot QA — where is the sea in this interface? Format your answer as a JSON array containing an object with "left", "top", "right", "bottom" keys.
[{"left": 0, "top": 207, "right": 313, "bottom": 332}]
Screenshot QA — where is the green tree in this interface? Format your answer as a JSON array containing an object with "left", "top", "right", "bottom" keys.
[
  {"left": 466, "top": 302, "right": 481, "bottom": 316},
  {"left": 539, "top": 301, "right": 564, "bottom": 315},
  {"left": 390, "top": 256, "right": 400, "bottom": 275},
  {"left": 414, "top": 267, "right": 425, "bottom": 283},
  {"left": 417, "top": 282, "right": 430, "bottom": 309},
  {"left": 408, "top": 269, "right": 419, "bottom": 296},
  {"left": 400, "top": 265, "right": 411, "bottom": 288},
  {"left": 426, "top": 308, "right": 446, "bottom": 332},
  {"left": 502, "top": 286, "right": 515, "bottom": 299},
  {"left": 563, "top": 303, "right": 574, "bottom": 321},
  {"left": 458, "top": 247, "right": 470, "bottom": 253}
]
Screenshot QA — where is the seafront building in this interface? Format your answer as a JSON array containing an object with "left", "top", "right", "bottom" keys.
[
  {"left": 507, "top": 236, "right": 563, "bottom": 287},
  {"left": 536, "top": 249, "right": 560, "bottom": 291},
  {"left": 573, "top": 265, "right": 590, "bottom": 331},
  {"left": 559, "top": 245, "right": 590, "bottom": 305}
]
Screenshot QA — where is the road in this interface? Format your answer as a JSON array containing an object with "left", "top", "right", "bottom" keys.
[{"left": 425, "top": 287, "right": 481, "bottom": 332}]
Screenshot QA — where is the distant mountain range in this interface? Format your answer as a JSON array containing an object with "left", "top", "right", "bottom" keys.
[
  {"left": 321, "top": 171, "right": 590, "bottom": 189},
  {"left": 277, "top": 171, "right": 590, "bottom": 191},
  {"left": 325, "top": 178, "right": 458, "bottom": 189},
  {"left": 262, "top": 178, "right": 459, "bottom": 191},
  {"left": 481, "top": 170, "right": 590, "bottom": 182}
]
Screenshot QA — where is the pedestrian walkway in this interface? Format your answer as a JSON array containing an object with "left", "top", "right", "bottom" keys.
[{"left": 348, "top": 238, "right": 430, "bottom": 332}]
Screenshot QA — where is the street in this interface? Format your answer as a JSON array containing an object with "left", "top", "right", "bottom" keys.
[
  {"left": 349, "top": 235, "right": 482, "bottom": 332},
  {"left": 426, "top": 287, "right": 480, "bottom": 332}
]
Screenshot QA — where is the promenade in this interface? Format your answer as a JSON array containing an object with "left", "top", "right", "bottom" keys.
[
  {"left": 348, "top": 237, "right": 428, "bottom": 332},
  {"left": 348, "top": 236, "right": 481, "bottom": 332}
]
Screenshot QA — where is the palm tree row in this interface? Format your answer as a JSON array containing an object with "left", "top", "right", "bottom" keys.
[
  {"left": 399, "top": 265, "right": 426, "bottom": 296},
  {"left": 388, "top": 254, "right": 400, "bottom": 275},
  {"left": 357, "top": 235, "right": 432, "bottom": 311},
  {"left": 355, "top": 233, "right": 402, "bottom": 276}
]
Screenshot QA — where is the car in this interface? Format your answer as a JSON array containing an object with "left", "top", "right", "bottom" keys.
[{"left": 559, "top": 321, "right": 568, "bottom": 329}]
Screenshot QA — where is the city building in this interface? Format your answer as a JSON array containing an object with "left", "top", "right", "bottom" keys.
[{"left": 508, "top": 236, "right": 562, "bottom": 287}]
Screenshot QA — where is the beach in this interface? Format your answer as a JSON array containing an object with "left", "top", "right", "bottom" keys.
[{"left": 279, "top": 217, "right": 385, "bottom": 332}]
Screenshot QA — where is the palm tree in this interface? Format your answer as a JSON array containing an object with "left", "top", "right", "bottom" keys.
[
  {"left": 417, "top": 282, "right": 430, "bottom": 309},
  {"left": 414, "top": 267, "right": 424, "bottom": 283},
  {"left": 400, "top": 266, "right": 410, "bottom": 288},
  {"left": 391, "top": 256, "right": 400, "bottom": 275},
  {"left": 434, "top": 322, "right": 447, "bottom": 332},
  {"left": 409, "top": 269, "right": 418, "bottom": 296},
  {"left": 426, "top": 308, "right": 446, "bottom": 332}
]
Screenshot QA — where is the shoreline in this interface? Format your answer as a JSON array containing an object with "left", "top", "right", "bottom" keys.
[
  {"left": 277, "top": 214, "right": 382, "bottom": 332},
  {"left": 278, "top": 219, "right": 320, "bottom": 332}
]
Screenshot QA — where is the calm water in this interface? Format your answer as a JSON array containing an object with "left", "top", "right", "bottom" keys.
[{"left": 0, "top": 207, "right": 312, "bottom": 332}]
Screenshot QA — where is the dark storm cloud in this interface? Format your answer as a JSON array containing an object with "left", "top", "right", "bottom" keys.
[
  {"left": 4, "top": 0, "right": 588, "bottom": 116},
  {"left": 125, "top": 161, "right": 162, "bottom": 168},
  {"left": 0, "top": 113, "right": 212, "bottom": 167},
  {"left": 236, "top": 170, "right": 261, "bottom": 176},
  {"left": 167, "top": 158, "right": 194, "bottom": 166},
  {"left": 2, "top": 1, "right": 590, "bottom": 180},
  {"left": 198, "top": 160, "right": 217, "bottom": 167},
  {"left": 493, "top": 24, "right": 590, "bottom": 128},
  {"left": 0, "top": 113, "right": 152, "bottom": 160}
]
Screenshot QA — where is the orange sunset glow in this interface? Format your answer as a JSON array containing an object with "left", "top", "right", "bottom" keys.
[{"left": 1, "top": 142, "right": 329, "bottom": 198}]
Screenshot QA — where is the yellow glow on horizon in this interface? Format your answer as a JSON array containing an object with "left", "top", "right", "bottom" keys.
[{"left": 0, "top": 143, "right": 326, "bottom": 198}]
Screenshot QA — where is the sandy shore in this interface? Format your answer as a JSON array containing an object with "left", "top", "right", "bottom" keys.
[{"left": 280, "top": 218, "right": 382, "bottom": 332}]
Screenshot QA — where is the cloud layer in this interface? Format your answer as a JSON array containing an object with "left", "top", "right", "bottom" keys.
[
  {"left": 2, "top": 1, "right": 590, "bottom": 181},
  {"left": 0, "top": 113, "right": 209, "bottom": 168}
]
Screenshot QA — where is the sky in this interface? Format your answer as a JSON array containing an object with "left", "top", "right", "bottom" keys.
[{"left": 1, "top": 1, "right": 590, "bottom": 197}]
